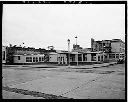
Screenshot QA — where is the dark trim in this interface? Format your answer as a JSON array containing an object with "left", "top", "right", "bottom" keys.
[
  {"left": 1, "top": 1, "right": 127, "bottom": 4},
  {"left": 125, "top": 1, "right": 127, "bottom": 100}
]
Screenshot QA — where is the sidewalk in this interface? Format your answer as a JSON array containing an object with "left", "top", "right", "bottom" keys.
[
  {"left": 2, "top": 62, "right": 117, "bottom": 69},
  {"left": 66, "top": 62, "right": 117, "bottom": 69}
]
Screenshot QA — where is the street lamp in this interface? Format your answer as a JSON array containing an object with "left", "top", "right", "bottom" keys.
[
  {"left": 75, "top": 36, "right": 78, "bottom": 66},
  {"left": 75, "top": 36, "right": 77, "bottom": 45},
  {"left": 67, "top": 39, "right": 70, "bottom": 67}
]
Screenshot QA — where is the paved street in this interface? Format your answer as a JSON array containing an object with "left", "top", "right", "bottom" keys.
[{"left": 2, "top": 64, "right": 125, "bottom": 99}]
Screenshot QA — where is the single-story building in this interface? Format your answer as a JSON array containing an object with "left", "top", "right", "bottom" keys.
[
  {"left": 70, "top": 51, "right": 108, "bottom": 62},
  {"left": 12, "top": 51, "right": 109, "bottom": 65},
  {"left": 13, "top": 54, "right": 45, "bottom": 64},
  {"left": 49, "top": 52, "right": 67, "bottom": 64}
]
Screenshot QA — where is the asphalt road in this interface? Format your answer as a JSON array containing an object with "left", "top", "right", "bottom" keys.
[{"left": 2, "top": 64, "right": 125, "bottom": 99}]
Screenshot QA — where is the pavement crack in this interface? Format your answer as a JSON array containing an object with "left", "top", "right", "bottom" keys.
[
  {"left": 2, "top": 86, "right": 72, "bottom": 99},
  {"left": 60, "top": 75, "right": 109, "bottom": 96}
]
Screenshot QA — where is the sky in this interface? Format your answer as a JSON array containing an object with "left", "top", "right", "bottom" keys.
[{"left": 2, "top": 4, "right": 125, "bottom": 50}]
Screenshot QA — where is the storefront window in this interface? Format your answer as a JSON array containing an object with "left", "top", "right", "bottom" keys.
[
  {"left": 109, "top": 54, "right": 112, "bottom": 58},
  {"left": 33, "top": 57, "right": 35, "bottom": 62},
  {"left": 42, "top": 57, "right": 44, "bottom": 61},
  {"left": 39, "top": 57, "right": 41, "bottom": 62},
  {"left": 26, "top": 57, "right": 32, "bottom": 62},
  {"left": 83, "top": 54, "right": 87, "bottom": 61},
  {"left": 26, "top": 57, "right": 29, "bottom": 62},
  {"left": 116, "top": 54, "right": 119, "bottom": 58},
  {"left": 98, "top": 56, "right": 100, "bottom": 61},
  {"left": 101, "top": 55, "right": 103, "bottom": 61},
  {"left": 30, "top": 57, "right": 32, "bottom": 62},
  {"left": 18, "top": 56, "right": 20, "bottom": 60},
  {"left": 91, "top": 54, "right": 96, "bottom": 61}
]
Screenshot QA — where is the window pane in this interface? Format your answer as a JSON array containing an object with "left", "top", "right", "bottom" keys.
[
  {"left": 26, "top": 57, "right": 29, "bottom": 62},
  {"left": 33, "top": 57, "right": 35, "bottom": 62},
  {"left": 18, "top": 56, "right": 20, "bottom": 60},
  {"left": 98, "top": 56, "right": 100, "bottom": 61},
  {"left": 3, "top": 51, "right": 5, "bottom": 60},
  {"left": 39, "top": 57, "right": 41, "bottom": 62},
  {"left": 30, "top": 57, "right": 32, "bottom": 62},
  {"left": 42, "top": 57, "right": 44, "bottom": 61}
]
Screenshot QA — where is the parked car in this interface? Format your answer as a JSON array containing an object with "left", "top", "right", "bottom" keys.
[{"left": 117, "top": 58, "right": 124, "bottom": 64}]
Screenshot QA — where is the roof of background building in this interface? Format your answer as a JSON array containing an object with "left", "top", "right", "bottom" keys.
[
  {"left": 13, "top": 54, "right": 45, "bottom": 56},
  {"left": 111, "top": 39, "right": 125, "bottom": 43},
  {"left": 49, "top": 52, "right": 58, "bottom": 54},
  {"left": 85, "top": 51, "right": 103, "bottom": 54},
  {"left": 94, "top": 39, "right": 124, "bottom": 44}
]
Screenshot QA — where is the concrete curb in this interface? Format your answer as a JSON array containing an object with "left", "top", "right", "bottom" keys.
[
  {"left": 68, "top": 62, "right": 117, "bottom": 69},
  {"left": 2, "top": 62, "right": 117, "bottom": 69}
]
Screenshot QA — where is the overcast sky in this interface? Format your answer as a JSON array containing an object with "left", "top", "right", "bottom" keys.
[{"left": 2, "top": 4, "right": 125, "bottom": 50}]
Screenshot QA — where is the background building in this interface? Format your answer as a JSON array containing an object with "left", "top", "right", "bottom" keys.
[
  {"left": 73, "top": 44, "right": 83, "bottom": 50},
  {"left": 91, "top": 38, "right": 111, "bottom": 52},
  {"left": 13, "top": 54, "right": 45, "bottom": 64},
  {"left": 111, "top": 39, "right": 125, "bottom": 53},
  {"left": 3, "top": 45, "right": 56, "bottom": 64},
  {"left": 72, "top": 44, "right": 91, "bottom": 53},
  {"left": 91, "top": 38, "right": 125, "bottom": 61},
  {"left": 3, "top": 38, "right": 125, "bottom": 65}
]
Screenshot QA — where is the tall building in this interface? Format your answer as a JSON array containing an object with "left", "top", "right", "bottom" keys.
[
  {"left": 91, "top": 38, "right": 125, "bottom": 53},
  {"left": 91, "top": 38, "right": 125, "bottom": 60},
  {"left": 91, "top": 38, "right": 111, "bottom": 53}
]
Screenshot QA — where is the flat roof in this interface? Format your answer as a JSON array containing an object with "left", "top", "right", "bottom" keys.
[
  {"left": 58, "top": 51, "right": 103, "bottom": 54},
  {"left": 84, "top": 51, "right": 103, "bottom": 54},
  {"left": 49, "top": 52, "right": 58, "bottom": 54},
  {"left": 13, "top": 54, "right": 45, "bottom": 56}
]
